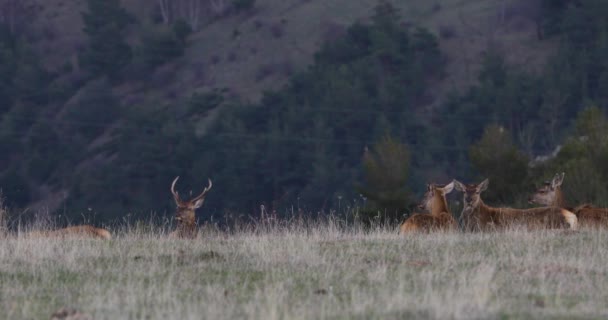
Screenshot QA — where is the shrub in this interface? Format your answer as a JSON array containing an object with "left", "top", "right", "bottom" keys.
[
  {"left": 172, "top": 19, "right": 192, "bottom": 44},
  {"left": 138, "top": 28, "right": 184, "bottom": 70},
  {"left": 469, "top": 125, "right": 529, "bottom": 204},
  {"left": 357, "top": 135, "right": 412, "bottom": 224},
  {"left": 233, "top": 0, "right": 256, "bottom": 12}
]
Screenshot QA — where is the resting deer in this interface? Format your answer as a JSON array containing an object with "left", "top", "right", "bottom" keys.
[
  {"left": 25, "top": 225, "right": 112, "bottom": 239},
  {"left": 400, "top": 181, "right": 459, "bottom": 233},
  {"left": 529, "top": 172, "right": 608, "bottom": 228},
  {"left": 453, "top": 179, "right": 577, "bottom": 231},
  {"left": 170, "top": 176, "right": 212, "bottom": 238}
]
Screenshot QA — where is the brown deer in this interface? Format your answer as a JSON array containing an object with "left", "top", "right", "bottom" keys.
[
  {"left": 529, "top": 172, "right": 608, "bottom": 228},
  {"left": 169, "top": 176, "right": 212, "bottom": 238},
  {"left": 25, "top": 225, "right": 112, "bottom": 239},
  {"left": 453, "top": 179, "right": 577, "bottom": 232},
  {"left": 400, "top": 181, "right": 459, "bottom": 233}
]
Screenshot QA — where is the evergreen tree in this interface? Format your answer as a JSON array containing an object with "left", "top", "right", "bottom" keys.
[
  {"left": 79, "top": 0, "right": 133, "bottom": 79},
  {"left": 357, "top": 135, "right": 411, "bottom": 222},
  {"left": 469, "top": 125, "right": 529, "bottom": 204}
]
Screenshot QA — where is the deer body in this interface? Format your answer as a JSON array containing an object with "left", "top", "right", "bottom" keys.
[
  {"left": 455, "top": 179, "right": 577, "bottom": 231},
  {"left": 529, "top": 173, "right": 608, "bottom": 228},
  {"left": 400, "top": 182, "right": 458, "bottom": 233},
  {"left": 462, "top": 202, "right": 576, "bottom": 231},
  {"left": 169, "top": 176, "right": 212, "bottom": 239},
  {"left": 25, "top": 225, "right": 112, "bottom": 239}
]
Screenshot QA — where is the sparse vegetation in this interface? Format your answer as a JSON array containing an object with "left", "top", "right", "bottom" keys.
[{"left": 2, "top": 224, "right": 608, "bottom": 319}]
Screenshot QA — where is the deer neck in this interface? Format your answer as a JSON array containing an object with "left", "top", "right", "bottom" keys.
[
  {"left": 430, "top": 193, "right": 449, "bottom": 216},
  {"left": 466, "top": 200, "right": 492, "bottom": 220},
  {"left": 554, "top": 187, "right": 567, "bottom": 208},
  {"left": 461, "top": 199, "right": 487, "bottom": 231},
  {"left": 176, "top": 217, "right": 197, "bottom": 238}
]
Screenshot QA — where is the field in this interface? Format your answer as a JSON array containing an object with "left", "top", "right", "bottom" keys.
[{"left": 1, "top": 222, "right": 608, "bottom": 319}]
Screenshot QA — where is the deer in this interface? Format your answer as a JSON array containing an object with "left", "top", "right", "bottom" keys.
[
  {"left": 400, "top": 181, "right": 459, "bottom": 233},
  {"left": 25, "top": 225, "right": 112, "bottom": 239},
  {"left": 169, "top": 176, "right": 212, "bottom": 238},
  {"left": 453, "top": 179, "right": 578, "bottom": 232},
  {"left": 529, "top": 172, "right": 608, "bottom": 228}
]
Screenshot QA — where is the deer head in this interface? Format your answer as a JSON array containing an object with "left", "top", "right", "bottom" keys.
[
  {"left": 454, "top": 179, "right": 488, "bottom": 213},
  {"left": 418, "top": 181, "right": 454, "bottom": 213},
  {"left": 170, "top": 176, "right": 212, "bottom": 238},
  {"left": 528, "top": 172, "right": 564, "bottom": 206}
]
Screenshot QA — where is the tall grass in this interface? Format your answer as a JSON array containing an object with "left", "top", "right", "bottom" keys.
[{"left": 1, "top": 220, "right": 607, "bottom": 319}]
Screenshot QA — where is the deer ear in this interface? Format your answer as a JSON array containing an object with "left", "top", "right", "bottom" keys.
[
  {"left": 192, "top": 199, "right": 205, "bottom": 209},
  {"left": 478, "top": 179, "right": 489, "bottom": 192},
  {"left": 442, "top": 181, "right": 455, "bottom": 194},
  {"left": 551, "top": 172, "right": 565, "bottom": 189},
  {"left": 453, "top": 180, "right": 465, "bottom": 192}
]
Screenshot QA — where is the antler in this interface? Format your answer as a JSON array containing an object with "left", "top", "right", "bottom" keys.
[
  {"left": 171, "top": 176, "right": 212, "bottom": 205},
  {"left": 192, "top": 178, "right": 213, "bottom": 202},
  {"left": 171, "top": 176, "right": 182, "bottom": 204}
]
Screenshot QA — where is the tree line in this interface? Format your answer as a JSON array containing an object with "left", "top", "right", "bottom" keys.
[{"left": 1, "top": 0, "right": 608, "bottom": 226}]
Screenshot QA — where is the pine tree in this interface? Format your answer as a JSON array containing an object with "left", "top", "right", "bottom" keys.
[{"left": 79, "top": 0, "right": 133, "bottom": 79}]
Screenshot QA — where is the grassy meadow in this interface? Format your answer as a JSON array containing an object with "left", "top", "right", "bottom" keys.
[{"left": 1, "top": 220, "right": 608, "bottom": 319}]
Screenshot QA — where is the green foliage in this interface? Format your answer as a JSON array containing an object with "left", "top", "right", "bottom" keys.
[
  {"left": 469, "top": 125, "right": 529, "bottom": 204},
  {"left": 24, "top": 121, "right": 62, "bottom": 181},
  {"left": 201, "top": 4, "right": 444, "bottom": 214},
  {"left": 139, "top": 30, "right": 182, "bottom": 69},
  {"left": 0, "top": 171, "right": 30, "bottom": 208},
  {"left": 536, "top": 107, "right": 608, "bottom": 205},
  {"left": 79, "top": 0, "right": 133, "bottom": 79},
  {"left": 188, "top": 90, "right": 225, "bottom": 114},
  {"left": 357, "top": 135, "right": 411, "bottom": 222},
  {"left": 8, "top": 0, "right": 608, "bottom": 222},
  {"left": 232, "top": 0, "right": 256, "bottom": 12},
  {"left": 136, "top": 23, "right": 191, "bottom": 72},
  {"left": 64, "top": 79, "right": 119, "bottom": 141},
  {"left": 442, "top": 0, "right": 608, "bottom": 206},
  {"left": 65, "top": 90, "right": 226, "bottom": 220},
  {"left": 172, "top": 19, "right": 192, "bottom": 44}
]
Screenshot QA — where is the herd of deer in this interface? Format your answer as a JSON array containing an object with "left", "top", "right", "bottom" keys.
[
  {"left": 11, "top": 172, "right": 608, "bottom": 239},
  {"left": 400, "top": 172, "right": 608, "bottom": 233}
]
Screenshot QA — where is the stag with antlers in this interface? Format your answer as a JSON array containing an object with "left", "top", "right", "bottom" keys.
[{"left": 170, "top": 176, "right": 212, "bottom": 238}]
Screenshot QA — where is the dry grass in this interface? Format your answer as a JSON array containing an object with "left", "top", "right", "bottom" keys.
[{"left": 1, "top": 221, "right": 608, "bottom": 319}]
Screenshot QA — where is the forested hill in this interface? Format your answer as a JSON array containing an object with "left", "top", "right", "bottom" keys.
[{"left": 1, "top": 0, "right": 608, "bottom": 224}]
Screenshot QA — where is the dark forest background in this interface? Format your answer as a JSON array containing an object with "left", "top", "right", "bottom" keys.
[{"left": 1, "top": 0, "right": 608, "bottom": 225}]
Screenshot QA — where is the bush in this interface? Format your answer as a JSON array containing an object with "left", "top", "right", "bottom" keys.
[
  {"left": 138, "top": 26, "right": 187, "bottom": 72},
  {"left": 233, "top": 0, "right": 256, "bottom": 12},
  {"left": 0, "top": 171, "right": 30, "bottom": 208},
  {"left": 357, "top": 135, "right": 412, "bottom": 224},
  {"left": 65, "top": 79, "right": 119, "bottom": 141},
  {"left": 535, "top": 107, "right": 608, "bottom": 206},
  {"left": 469, "top": 125, "right": 529, "bottom": 204},
  {"left": 172, "top": 19, "right": 192, "bottom": 44}
]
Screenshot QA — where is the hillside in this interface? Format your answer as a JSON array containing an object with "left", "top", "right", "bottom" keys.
[
  {"left": 32, "top": 0, "right": 551, "bottom": 103},
  {"left": 2, "top": 0, "right": 606, "bottom": 222}
]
